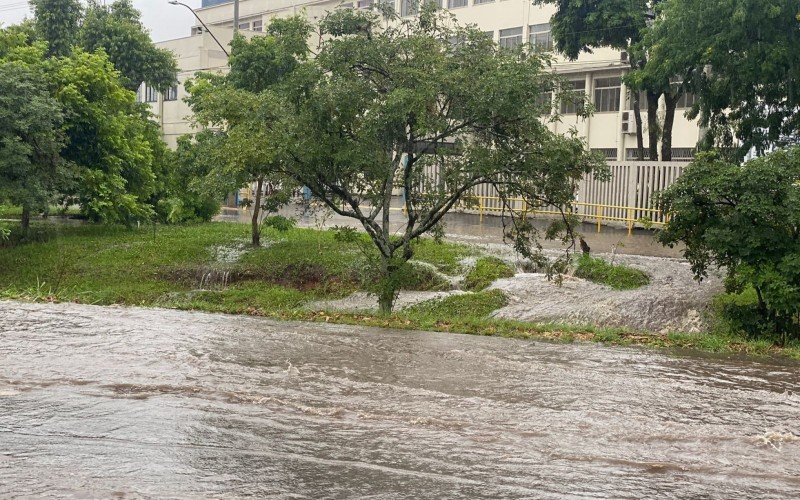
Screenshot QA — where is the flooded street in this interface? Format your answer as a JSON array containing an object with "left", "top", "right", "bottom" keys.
[{"left": 1, "top": 302, "right": 799, "bottom": 498}]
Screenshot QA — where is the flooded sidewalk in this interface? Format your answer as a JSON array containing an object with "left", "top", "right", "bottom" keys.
[
  {"left": 1, "top": 301, "right": 798, "bottom": 498},
  {"left": 217, "top": 202, "right": 682, "bottom": 258}
]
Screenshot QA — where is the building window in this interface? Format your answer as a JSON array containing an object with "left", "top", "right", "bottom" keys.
[
  {"left": 252, "top": 20, "right": 263, "bottom": 32},
  {"left": 592, "top": 148, "right": 618, "bottom": 161},
  {"left": 671, "top": 147, "right": 695, "bottom": 161},
  {"left": 238, "top": 21, "right": 250, "bottom": 30},
  {"left": 447, "top": 0, "right": 467, "bottom": 7},
  {"left": 164, "top": 85, "right": 178, "bottom": 102},
  {"left": 626, "top": 148, "right": 652, "bottom": 161},
  {"left": 498, "top": 27, "right": 523, "bottom": 49},
  {"left": 191, "top": 26, "right": 203, "bottom": 36},
  {"left": 357, "top": 0, "right": 373, "bottom": 7},
  {"left": 560, "top": 80, "right": 586, "bottom": 114},
  {"left": 529, "top": 23, "right": 552, "bottom": 52},
  {"left": 144, "top": 85, "right": 159, "bottom": 103},
  {"left": 377, "top": 0, "right": 395, "bottom": 11},
  {"left": 400, "top": 0, "right": 416, "bottom": 15},
  {"left": 474, "top": 0, "right": 494, "bottom": 4},
  {"left": 594, "top": 76, "right": 621, "bottom": 112},
  {"left": 482, "top": 30, "right": 494, "bottom": 42}
]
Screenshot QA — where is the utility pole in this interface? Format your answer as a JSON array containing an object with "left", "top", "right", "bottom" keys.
[{"left": 233, "top": 0, "right": 239, "bottom": 34}]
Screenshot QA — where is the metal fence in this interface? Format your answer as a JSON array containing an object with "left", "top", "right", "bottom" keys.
[{"left": 461, "top": 161, "right": 689, "bottom": 233}]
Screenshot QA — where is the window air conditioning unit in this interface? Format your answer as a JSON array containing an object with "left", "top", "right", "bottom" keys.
[
  {"left": 620, "top": 51, "right": 628, "bottom": 63},
  {"left": 621, "top": 111, "right": 638, "bottom": 134}
]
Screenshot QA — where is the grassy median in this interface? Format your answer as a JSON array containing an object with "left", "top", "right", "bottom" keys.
[{"left": 1, "top": 221, "right": 799, "bottom": 360}]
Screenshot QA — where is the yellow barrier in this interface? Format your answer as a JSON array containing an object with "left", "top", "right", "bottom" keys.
[{"left": 468, "top": 195, "right": 664, "bottom": 235}]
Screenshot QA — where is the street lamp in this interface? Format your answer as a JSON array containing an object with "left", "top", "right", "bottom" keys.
[{"left": 168, "top": 0, "right": 230, "bottom": 57}]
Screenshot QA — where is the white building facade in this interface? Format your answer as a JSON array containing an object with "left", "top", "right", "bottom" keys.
[{"left": 147, "top": 0, "right": 703, "bottom": 161}]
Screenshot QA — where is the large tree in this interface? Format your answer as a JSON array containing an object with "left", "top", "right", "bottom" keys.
[
  {"left": 80, "top": 0, "right": 178, "bottom": 92},
  {"left": 273, "top": 8, "right": 604, "bottom": 312},
  {"left": 0, "top": 59, "right": 64, "bottom": 231},
  {"left": 51, "top": 49, "right": 163, "bottom": 223},
  {"left": 30, "top": 0, "right": 82, "bottom": 57},
  {"left": 643, "top": 0, "right": 800, "bottom": 158},
  {"left": 186, "top": 17, "right": 311, "bottom": 246},
  {"left": 534, "top": 0, "right": 688, "bottom": 161}
]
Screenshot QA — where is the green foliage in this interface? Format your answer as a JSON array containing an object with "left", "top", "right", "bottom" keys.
[
  {"left": 1, "top": 15, "right": 178, "bottom": 227},
  {"left": 644, "top": 0, "right": 800, "bottom": 155},
  {"left": 80, "top": 0, "right": 178, "bottom": 91},
  {"left": 0, "top": 59, "right": 64, "bottom": 229},
  {"left": 52, "top": 49, "right": 160, "bottom": 223},
  {"left": 464, "top": 257, "right": 516, "bottom": 292},
  {"left": 573, "top": 255, "right": 650, "bottom": 290},
  {"left": 30, "top": 0, "right": 82, "bottom": 57},
  {"left": 405, "top": 289, "right": 508, "bottom": 318},
  {"left": 711, "top": 289, "right": 778, "bottom": 340},
  {"left": 658, "top": 148, "right": 800, "bottom": 340},
  {"left": 185, "top": 16, "right": 311, "bottom": 245},
  {"left": 273, "top": 7, "right": 604, "bottom": 311},
  {"left": 262, "top": 215, "right": 296, "bottom": 232},
  {"left": 532, "top": 0, "right": 649, "bottom": 59}
]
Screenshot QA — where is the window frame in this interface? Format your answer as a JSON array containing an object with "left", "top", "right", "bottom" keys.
[
  {"left": 144, "top": 85, "right": 159, "bottom": 103},
  {"left": 529, "top": 23, "right": 553, "bottom": 52},
  {"left": 560, "top": 80, "right": 586, "bottom": 115},
  {"left": 498, "top": 27, "right": 523, "bottom": 49},
  {"left": 593, "top": 76, "right": 621, "bottom": 113},
  {"left": 164, "top": 85, "right": 178, "bottom": 102}
]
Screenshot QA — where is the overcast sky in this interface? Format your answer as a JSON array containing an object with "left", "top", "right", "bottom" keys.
[{"left": 0, "top": 0, "right": 204, "bottom": 42}]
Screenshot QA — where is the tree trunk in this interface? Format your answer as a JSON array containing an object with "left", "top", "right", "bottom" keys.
[
  {"left": 646, "top": 91, "right": 661, "bottom": 161},
  {"left": 378, "top": 253, "right": 397, "bottom": 314},
  {"left": 661, "top": 94, "right": 679, "bottom": 161},
  {"left": 20, "top": 205, "right": 31, "bottom": 234},
  {"left": 251, "top": 177, "right": 264, "bottom": 247},
  {"left": 632, "top": 92, "right": 645, "bottom": 161}
]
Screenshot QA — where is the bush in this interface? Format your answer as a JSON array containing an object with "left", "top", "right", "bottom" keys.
[
  {"left": 658, "top": 148, "right": 800, "bottom": 340},
  {"left": 463, "top": 257, "right": 515, "bottom": 291},
  {"left": 405, "top": 289, "right": 508, "bottom": 318},
  {"left": 573, "top": 255, "right": 650, "bottom": 290},
  {"left": 712, "top": 290, "right": 778, "bottom": 339}
]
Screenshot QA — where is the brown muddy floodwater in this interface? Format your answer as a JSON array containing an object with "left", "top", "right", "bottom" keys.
[{"left": 1, "top": 301, "right": 799, "bottom": 498}]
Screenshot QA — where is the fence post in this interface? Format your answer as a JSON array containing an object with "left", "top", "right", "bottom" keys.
[
  {"left": 479, "top": 197, "right": 484, "bottom": 222},
  {"left": 596, "top": 204, "right": 603, "bottom": 233},
  {"left": 627, "top": 207, "right": 633, "bottom": 236}
]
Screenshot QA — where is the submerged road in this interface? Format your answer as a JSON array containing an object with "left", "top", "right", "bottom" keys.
[{"left": 1, "top": 301, "right": 798, "bottom": 498}]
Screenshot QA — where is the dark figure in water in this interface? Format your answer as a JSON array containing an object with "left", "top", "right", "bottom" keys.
[{"left": 579, "top": 237, "right": 591, "bottom": 256}]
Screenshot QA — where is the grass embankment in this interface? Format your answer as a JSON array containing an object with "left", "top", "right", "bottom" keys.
[
  {"left": 574, "top": 254, "right": 650, "bottom": 290},
  {"left": 1, "top": 222, "right": 798, "bottom": 360}
]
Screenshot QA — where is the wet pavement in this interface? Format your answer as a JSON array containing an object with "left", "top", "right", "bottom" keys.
[
  {"left": 1, "top": 301, "right": 799, "bottom": 498},
  {"left": 217, "top": 202, "right": 682, "bottom": 258}
]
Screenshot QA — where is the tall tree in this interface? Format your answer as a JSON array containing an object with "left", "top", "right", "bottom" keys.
[
  {"left": 535, "top": 0, "right": 687, "bottom": 161},
  {"left": 275, "top": 8, "right": 604, "bottom": 312},
  {"left": 80, "top": 0, "right": 178, "bottom": 92},
  {"left": 0, "top": 59, "right": 64, "bottom": 231},
  {"left": 643, "top": 0, "right": 800, "bottom": 157},
  {"left": 51, "top": 49, "right": 161, "bottom": 223},
  {"left": 186, "top": 17, "right": 311, "bottom": 246},
  {"left": 30, "top": 0, "right": 82, "bottom": 57}
]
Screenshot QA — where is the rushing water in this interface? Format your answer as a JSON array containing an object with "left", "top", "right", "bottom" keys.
[{"left": 1, "top": 302, "right": 798, "bottom": 498}]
